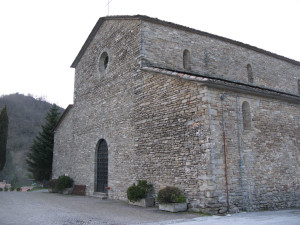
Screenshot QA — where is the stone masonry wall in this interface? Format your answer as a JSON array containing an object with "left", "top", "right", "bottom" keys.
[
  {"left": 206, "top": 88, "right": 300, "bottom": 212},
  {"left": 53, "top": 19, "right": 142, "bottom": 198},
  {"left": 132, "top": 69, "right": 300, "bottom": 213},
  {"left": 53, "top": 108, "right": 74, "bottom": 178},
  {"left": 133, "top": 70, "right": 217, "bottom": 212},
  {"left": 141, "top": 21, "right": 300, "bottom": 95},
  {"left": 139, "top": 19, "right": 300, "bottom": 212}
]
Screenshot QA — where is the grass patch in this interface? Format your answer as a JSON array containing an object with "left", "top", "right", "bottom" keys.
[
  {"left": 198, "top": 211, "right": 212, "bottom": 216},
  {"left": 27, "top": 187, "right": 47, "bottom": 192}
]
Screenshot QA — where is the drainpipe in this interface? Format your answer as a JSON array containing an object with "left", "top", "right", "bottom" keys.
[{"left": 220, "top": 94, "right": 230, "bottom": 212}]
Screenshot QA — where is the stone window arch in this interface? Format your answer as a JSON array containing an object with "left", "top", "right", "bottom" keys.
[
  {"left": 242, "top": 101, "right": 251, "bottom": 131},
  {"left": 183, "top": 49, "right": 191, "bottom": 70},
  {"left": 247, "top": 64, "right": 254, "bottom": 83}
]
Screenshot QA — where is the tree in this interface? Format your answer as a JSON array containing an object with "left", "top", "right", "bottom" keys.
[
  {"left": 0, "top": 106, "right": 9, "bottom": 171},
  {"left": 26, "top": 104, "right": 61, "bottom": 181}
]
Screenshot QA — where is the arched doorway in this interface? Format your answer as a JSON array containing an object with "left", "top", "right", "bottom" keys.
[{"left": 96, "top": 139, "right": 108, "bottom": 192}]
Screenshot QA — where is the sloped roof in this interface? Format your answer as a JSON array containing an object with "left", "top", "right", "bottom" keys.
[
  {"left": 54, "top": 104, "right": 73, "bottom": 131},
  {"left": 71, "top": 15, "right": 300, "bottom": 68},
  {"left": 141, "top": 65, "right": 300, "bottom": 102}
]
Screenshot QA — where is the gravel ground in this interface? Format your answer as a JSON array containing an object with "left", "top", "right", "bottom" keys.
[
  {"left": 0, "top": 191, "right": 299, "bottom": 225},
  {"left": 0, "top": 191, "right": 198, "bottom": 225}
]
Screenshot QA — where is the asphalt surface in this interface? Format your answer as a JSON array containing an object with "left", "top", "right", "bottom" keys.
[{"left": 0, "top": 191, "right": 299, "bottom": 225}]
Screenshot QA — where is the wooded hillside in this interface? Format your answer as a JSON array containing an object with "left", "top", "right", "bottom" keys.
[{"left": 0, "top": 93, "right": 64, "bottom": 185}]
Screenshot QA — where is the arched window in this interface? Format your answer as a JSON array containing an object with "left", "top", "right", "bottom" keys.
[
  {"left": 183, "top": 49, "right": 191, "bottom": 70},
  {"left": 242, "top": 101, "right": 251, "bottom": 131},
  {"left": 247, "top": 64, "right": 254, "bottom": 83}
]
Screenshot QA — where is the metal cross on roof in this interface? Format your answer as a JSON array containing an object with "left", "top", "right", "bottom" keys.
[{"left": 106, "top": 0, "right": 113, "bottom": 16}]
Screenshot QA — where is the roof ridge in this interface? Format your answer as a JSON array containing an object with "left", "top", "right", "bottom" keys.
[{"left": 71, "top": 15, "right": 300, "bottom": 68}]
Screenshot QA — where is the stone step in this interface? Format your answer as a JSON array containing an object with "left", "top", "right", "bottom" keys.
[{"left": 93, "top": 192, "right": 108, "bottom": 199}]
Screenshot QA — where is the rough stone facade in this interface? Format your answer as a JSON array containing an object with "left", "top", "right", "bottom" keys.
[{"left": 53, "top": 15, "right": 300, "bottom": 214}]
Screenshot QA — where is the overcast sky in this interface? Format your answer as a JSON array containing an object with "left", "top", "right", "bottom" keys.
[{"left": 1, "top": 0, "right": 299, "bottom": 108}]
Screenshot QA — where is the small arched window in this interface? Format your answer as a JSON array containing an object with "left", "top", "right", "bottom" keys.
[
  {"left": 242, "top": 101, "right": 251, "bottom": 131},
  {"left": 183, "top": 49, "right": 191, "bottom": 70},
  {"left": 247, "top": 64, "right": 254, "bottom": 83}
]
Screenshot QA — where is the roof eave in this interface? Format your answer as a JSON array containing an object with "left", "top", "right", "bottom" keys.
[
  {"left": 141, "top": 66, "right": 300, "bottom": 104},
  {"left": 53, "top": 104, "right": 73, "bottom": 132},
  {"left": 71, "top": 18, "right": 106, "bottom": 68}
]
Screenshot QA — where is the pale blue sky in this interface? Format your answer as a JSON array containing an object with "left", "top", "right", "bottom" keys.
[{"left": 1, "top": 0, "right": 299, "bottom": 108}]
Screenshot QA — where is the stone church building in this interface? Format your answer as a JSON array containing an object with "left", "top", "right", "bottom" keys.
[{"left": 53, "top": 15, "right": 300, "bottom": 213}]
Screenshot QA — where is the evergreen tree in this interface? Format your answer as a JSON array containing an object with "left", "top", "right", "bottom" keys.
[
  {"left": 26, "top": 104, "right": 61, "bottom": 181},
  {"left": 0, "top": 106, "right": 9, "bottom": 171}
]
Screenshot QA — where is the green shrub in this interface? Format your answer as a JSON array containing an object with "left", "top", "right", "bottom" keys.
[
  {"left": 9, "top": 187, "right": 14, "bottom": 192},
  {"left": 0, "top": 188, "right": 3, "bottom": 191},
  {"left": 16, "top": 187, "right": 21, "bottom": 192},
  {"left": 173, "top": 194, "right": 186, "bottom": 203},
  {"left": 157, "top": 186, "right": 186, "bottom": 204},
  {"left": 127, "top": 180, "right": 153, "bottom": 202},
  {"left": 4, "top": 187, "right": 8, "bottom": 192},
  {"left": 55, "top": 175, "right": 73, "bottom": 191},
  {"left": 137, "top": 180, "right": 153, "bottom": 193},
  {"left": 127, "top": 184, "right": 145, "bottom": 202}
]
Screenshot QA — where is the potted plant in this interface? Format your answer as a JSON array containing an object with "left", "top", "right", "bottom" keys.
[
  {"left": 127, "top": 180, "right": 154, "bottom": 207},
  {"left": 55, "top": 175, "right": 74, "bottom": 194},
  {"left": 157, "top": 186, "right": 187, "bottom": 212}
]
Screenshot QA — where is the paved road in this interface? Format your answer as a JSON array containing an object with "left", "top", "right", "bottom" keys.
[{"left": 0, "top": 191, "right": 299, "bottom": 225}]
